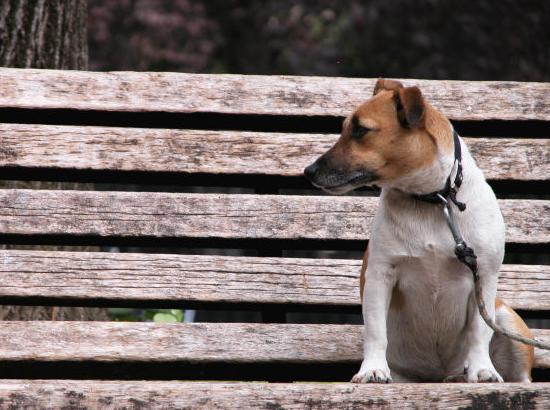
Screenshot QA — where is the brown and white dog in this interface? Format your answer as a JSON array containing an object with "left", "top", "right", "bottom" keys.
[{"left": 304, "top": 79, "right": 534, "bottom": 383}]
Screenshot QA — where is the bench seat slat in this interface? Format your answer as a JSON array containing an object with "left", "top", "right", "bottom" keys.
[
  {"left": 0, "top": 322, "right": 547, "bottom": 368},
  {"left": 0, "top": 380, "right": 549, "bottom": 409},
  {"left": 0, "top": 190, "right": 548, "bottom": 243},
  {"left": 1, "top": 68, "right": 550, "bottom": 120},
  {"left": 0, "top": 250, "right": 548, "bottom": 311},
  {"left": 1, "top": 123, "right": 548, "bottom": 181}
]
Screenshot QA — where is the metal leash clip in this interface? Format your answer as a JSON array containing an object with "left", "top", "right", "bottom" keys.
[{"left": 436, "top": 193, "right": 464, "bottom": 246}]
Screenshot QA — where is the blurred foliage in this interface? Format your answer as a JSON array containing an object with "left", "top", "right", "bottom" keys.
[
  {"left": 88, "top": 0, "right": 220, "bottom": 71},
  {"left": 109, "top": 308, "right": 185, "bottom": 323},
  {"left": 89, "top": 0, "right": 550, "bottom": 81}
]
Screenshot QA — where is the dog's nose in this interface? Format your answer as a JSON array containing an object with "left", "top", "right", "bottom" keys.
[{"left": 304, "top": 161, "right": 319, "bottom": 181}]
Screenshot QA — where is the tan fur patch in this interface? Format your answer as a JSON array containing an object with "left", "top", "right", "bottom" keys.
[
  {"left": 508, "top": 306, "right": 535, "bottom": 378},
  {"left": 373, "top": 78, "right": 403, "bottom": 95},
  {"left": 423, "top": 103, "right": 454, "bottom": 154},
  {"left": 497, "top": 298, "right": 535, "bottom": 380},
  {"left": 311, "top": 81, "right": 455, "bottom": 188},
  {"left": 342, "top": 89, "right": 439, "bottom": 182}
]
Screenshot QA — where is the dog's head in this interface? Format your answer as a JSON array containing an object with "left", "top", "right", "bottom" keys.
[{"left": 304, "top": 79, "right": 450, "bottom": 194}]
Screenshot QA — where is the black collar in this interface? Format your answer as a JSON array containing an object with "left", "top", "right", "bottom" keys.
[{"left": 413, "top": 129, "right": 466, "bottom": 211}]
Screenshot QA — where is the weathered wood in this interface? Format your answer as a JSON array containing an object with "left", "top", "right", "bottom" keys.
[
  {"left": 0, "top": 250, "right": 548, "bottom": 311},
  {"left": 0, "top": 189, "right": 548, "bottom": 243},
  {"left": 1, "top": 123, "right": 548, "bottom": 181},
  {"left": 1, "top": 68, "right": 549, "bottom": 120},
  {"left": 0, "top": 380, "right": 549, "bottom": 409},
  {"left": 0, "top": 2, "right": 102, "bottom": 323},
  {"left": 0, "top": 322, "right": 547, "bottom": 368},
  {"left": 498, "top": 264, "right": 550, "bottom": 311}
]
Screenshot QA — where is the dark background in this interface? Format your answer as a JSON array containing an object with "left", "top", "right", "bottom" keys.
[{"left": 88, "top": 0, "right": 550, "bottom": 81}]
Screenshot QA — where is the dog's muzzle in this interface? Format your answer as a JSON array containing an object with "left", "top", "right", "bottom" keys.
[
  {"left": 303, "top": 160, "right": 321, "bottom": 182},
  {"left": 304, "top": 158, "right": 378, "bottom": 193}
]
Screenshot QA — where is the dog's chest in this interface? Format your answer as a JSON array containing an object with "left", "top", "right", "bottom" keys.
[
  {"left": 394, "top": 252, "right": 472, "bottom": 304},
  {"left": 388, "top": 255, "right": 474, "bottom": 376}
]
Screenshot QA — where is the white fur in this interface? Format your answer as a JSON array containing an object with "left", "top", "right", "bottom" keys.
[{"left": 352, "top": 127, "right": 509, "bottom": 383}]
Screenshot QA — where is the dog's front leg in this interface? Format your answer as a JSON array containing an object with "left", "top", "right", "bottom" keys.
[
  {"left": 352, "top": 264, "right": 396, "bottom": 383},
  {"left": 462, "top": 270, "right": 503, "bottom": 383}
]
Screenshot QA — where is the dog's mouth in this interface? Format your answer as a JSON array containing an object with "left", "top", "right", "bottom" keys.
[{"left": 310, "top": 171, "right": 379, "bottom": 194}]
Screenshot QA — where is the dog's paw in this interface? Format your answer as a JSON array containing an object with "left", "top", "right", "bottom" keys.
[
  {"left": 445, "top": 363, "right": 503, "bottom": 383},
  {"left": 351, "top": 367, "right": 392, "bottom": 384},
  {"left": 466, "top": 365, "right": 503, "bottom": 383},
  {"left": 471, "top": 368, "right": 504, "bottom": 383}
]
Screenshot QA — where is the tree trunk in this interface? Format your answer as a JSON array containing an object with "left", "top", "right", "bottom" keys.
[
  {"left": 0, "top": 0, "right": 88, "bottom": 69},
  {"left": 0, "top": 0, "right": 108, "bottom": 321}
]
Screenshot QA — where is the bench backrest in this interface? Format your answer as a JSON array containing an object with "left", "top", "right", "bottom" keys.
[{"left": 0, "top": 68, "right": 548, "bottom": 383}]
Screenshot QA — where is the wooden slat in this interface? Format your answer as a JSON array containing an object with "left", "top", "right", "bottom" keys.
[
  {"left": 0, "top": 380, "right": 549, "bottom": 409},
  {"left": 0, "top": 189, "right": 548, "bottom": 243},
  {"left": 498, "top": 264, "right": 550, "bottom": 310},
  {"left": 1, "top": 68, "right": 549, "bottom": 120},
  {"left": 1, "top": 123, "right": 548, "bottom": 181},
  {"left": 0, "top": 250, "right": 548, "bottom": 311},
  {"left": 0, "top": 322, "right": 548, "bottom": 368}
]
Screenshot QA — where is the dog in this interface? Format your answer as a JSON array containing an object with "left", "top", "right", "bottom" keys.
[{"left": 304, "top": 79, "right": 534, "bottom": 383}]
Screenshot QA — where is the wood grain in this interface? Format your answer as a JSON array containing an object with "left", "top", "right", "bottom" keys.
[
  {"left": 1, "top": 68, "right": 549, "bottom": 120},
  {"left": 0, "top": 380, "right": 548, "bottom": 409},
  {"left": 0, "top": 250, "right": 548, "bottom": 311},
  {"left": 0, "top": 189, "right": 548, "bottom": 243},
  {"left": 0, "top": 321, "right": 547, "bottom": 368},
  {"left": 1, "top": 123, "right": 548, "bottom": 181}
]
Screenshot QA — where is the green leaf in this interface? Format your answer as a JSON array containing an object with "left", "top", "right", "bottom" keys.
[
  {"left": 153, "top": 312, "right": 178, "bottom": 323},
  {"left": 171, "top": 309, "right": 184, "bottom": 322}
]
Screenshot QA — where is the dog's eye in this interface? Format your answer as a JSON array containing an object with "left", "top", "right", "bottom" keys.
[{"left": 351, "top": 125, "right": 371, "bottom": 140}]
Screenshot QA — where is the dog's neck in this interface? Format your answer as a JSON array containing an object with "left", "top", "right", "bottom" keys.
[{"left": 386, "top": 149, "right": 456, "bottom": 196}]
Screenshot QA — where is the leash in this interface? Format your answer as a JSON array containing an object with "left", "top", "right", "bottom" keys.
[{"left": 415, "top": 130, "right": 550, "bottom": 351}]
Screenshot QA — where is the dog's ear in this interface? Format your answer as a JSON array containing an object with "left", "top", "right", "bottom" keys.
[
  {"left": 373, "top": 78, "right": 403, "bottom": 95},
  {"left": 395, "top": 86, "right": 425, "bottom": 128}
]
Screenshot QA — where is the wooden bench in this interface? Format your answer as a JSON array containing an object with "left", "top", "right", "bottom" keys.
[{"left": 0, "top": 67, "right": 549, "bottom": 408}]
